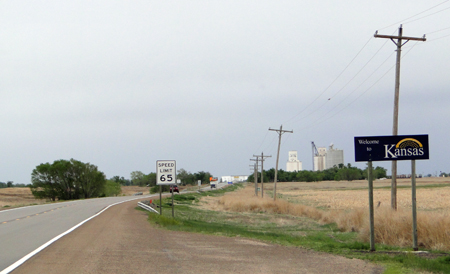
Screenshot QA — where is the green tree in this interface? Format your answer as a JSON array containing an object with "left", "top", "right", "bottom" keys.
[
  {"left": 362, "top": 165, "right": 388, "bottom": 180},
  {"left": 102, "top": 180, "right": 122, "bottom": 197},
  {"left": 74, "top": 160, "right": 106, "bottom": 198},
  {"left": 130, "top": 171, "right": 146, "bottom": 186},
  {"left": 111, "top": 176, "right": 131, "bottom": 186},
  {"left": 30, "top": 159, "right": 106, "bottom": 200},
  {"left": 374, "top": 166, "right": 387, "bottom": 179},
  {"left": 146, "top": 172, "right": 157, "bottom": 187},
  {"left": 30, "top": 162, "right": 60, "bottom": 201},
  {"left": 296, "top": 170, "right": 317, "bottom": 182},
  {"left": 194, "top": 171, "right": 213, "bottom": 185},
  {"left": 177, "top": 169, "right": 195, "bottom": 185},
  {"left": 334, "top": 165, "right": 362, "bottom": 181}
]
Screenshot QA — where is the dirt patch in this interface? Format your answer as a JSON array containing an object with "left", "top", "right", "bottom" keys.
[
  {"left": 197, "top": 195, "right": 222, "bottom": 211},
  {"left": 120, "top": 186, "right": 150, "bottom": 196}
]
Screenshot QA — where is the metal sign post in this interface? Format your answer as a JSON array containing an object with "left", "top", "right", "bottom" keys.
[
  {"left": 354, "top": 135, "right": 429, "bottom": 251},
  {"left": 156, "top": 160, "right": 177, "bottom": 217}
]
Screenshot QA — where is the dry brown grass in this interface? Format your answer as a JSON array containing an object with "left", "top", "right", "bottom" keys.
[
  {"left": 120, "top": 186, "right": 150, "bottom": 196},
  {"left": 200, "top": 178, "right": 450, "bottom": 251},
  {"left": 0, "top": 187, "right": 46, "bottom": 208},
  {"left": 0, "top": 185, "right": 150, "bottom": 209}
]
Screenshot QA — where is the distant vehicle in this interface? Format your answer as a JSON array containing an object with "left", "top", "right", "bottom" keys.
[
  {"left": 170, "top": 185, "right": 179, "bottom": 193},
  {"left": 210, "top": 177, "right": 218, "bottom": 189},
  {"left": 133, "top": 192, "right": 143, "bottom": 196}
]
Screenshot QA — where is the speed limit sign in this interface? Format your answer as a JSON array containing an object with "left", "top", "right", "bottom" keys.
[{"left": 156, "top": 160, "right": 176, "bottom": 185}]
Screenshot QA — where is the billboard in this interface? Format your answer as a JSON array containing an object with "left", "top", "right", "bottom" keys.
[{"left": 354, "top": 135, "right": 429, "bottom": 162}]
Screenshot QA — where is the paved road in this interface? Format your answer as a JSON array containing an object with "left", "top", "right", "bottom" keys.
[
  {"left": 10, "top": 198, "right": 383, "bottom": 274},
  {"left": 0, "top": 194, "right": 158, "bottom": 272},
  {"left": 0, "top": 184, "right": 229, "bottom": 273}
]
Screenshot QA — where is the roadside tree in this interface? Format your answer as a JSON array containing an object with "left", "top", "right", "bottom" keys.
[{"left": 30, "top": 159, "right": 106, "bottom": 201}]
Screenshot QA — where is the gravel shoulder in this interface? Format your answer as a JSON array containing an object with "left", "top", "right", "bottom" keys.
[{"left": 11, "top": 199, "right": 384, "bottom": 274}]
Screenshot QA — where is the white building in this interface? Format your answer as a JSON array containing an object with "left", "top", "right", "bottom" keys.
[
  {"left": 313, "top": 144, "right": 344, "bottom": 171},
  {"left": 286, "top": 151, "right": 302, "bottom": 172},
  {"left": 221, "top": 175, "right": 248, "bottom": 183},
  {"left": 313, "top": 147, "right": 327, "bottom": 171}
]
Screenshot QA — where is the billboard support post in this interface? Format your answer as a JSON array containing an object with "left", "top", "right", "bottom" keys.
[
  {"left": 412, "top": 160, "right": 418, "bottom": 251},
  {"left": 368, "top": 160, "right": 375, "bottom": 251}
]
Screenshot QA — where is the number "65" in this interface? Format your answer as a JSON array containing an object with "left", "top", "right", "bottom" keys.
[{"left": 160, "top": 174, "right": 173, "bottom": 182}]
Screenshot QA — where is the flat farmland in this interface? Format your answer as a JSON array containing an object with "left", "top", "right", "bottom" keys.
[
  {"left": 0, "top": 186, "right": 151, "bottom": 210},
  {"left": 275, "top": 177, "right": 450, "bottom": 213},
  {"left": 0, "top": 187, "right": 45, "bottom": 208},
  {"left": 200, "top": 177, "right": 450, "bottom": 251}
]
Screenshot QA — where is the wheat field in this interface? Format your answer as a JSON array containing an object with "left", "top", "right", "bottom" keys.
[{"left": 200, "top": 177, "right": 450, "bottom": 251}]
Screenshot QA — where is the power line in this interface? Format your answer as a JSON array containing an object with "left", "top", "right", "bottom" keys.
[
  {"left": 283, "top": 35, "right": 373, "bottom": 124},
  {"left": 426, "top": 26, "right": 450, "bottom": 35},
  {"left": 286, "top": 35, "right": 392, "bottom": 127},
  {"left": 428, "top": 33, "right": 450, "bottom": 41},
  {"left": 379, "top": 0, "right": 450, "bottom": 30},
  {"left": 296, "top": 41, "right": 421, "bottom": 133},
  {"left": 313, "top": 51, "right": 396, "bottom": 123},
  {"left": 403, "top": 6, "right": 450, "bottom": 25}
]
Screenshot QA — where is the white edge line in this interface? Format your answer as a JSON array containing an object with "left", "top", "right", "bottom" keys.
[
  {"left": 0, "top": 195, "right": 136, "bottom": 214},
  {"left": 0, "top": 195, "right": 158, "bottom": 274}
]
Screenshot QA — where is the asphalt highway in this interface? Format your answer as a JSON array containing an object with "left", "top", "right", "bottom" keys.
[
  {"left": 0, "top": 194, "right": 158, "bottom": 273},
  {"left": 0, "top": 182, "right": 231, "bottom": 273},
  {"left": 9, "top": 186, "right": 383, "bottom": 274}
]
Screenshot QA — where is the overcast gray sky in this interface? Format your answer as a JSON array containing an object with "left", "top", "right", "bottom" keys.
[{"left": 1, "top": 1, "right": 449, "bottom": 184}]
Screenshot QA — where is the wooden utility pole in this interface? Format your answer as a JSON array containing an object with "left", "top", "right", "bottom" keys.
[
  {"left": 250, "top": 157, "right": 259, "bottom": 196},
  {"left": 253, "top": 153, "right": 271, "bottom": 198},
  {"left": 269, "top": 125, "right": 293, "bottom": 200},
  {"left": 249, "top": 162, "right": 259, "bottom": 196},
  {"left": 374, "top": 25, "right": 426, "bottom": 210}
]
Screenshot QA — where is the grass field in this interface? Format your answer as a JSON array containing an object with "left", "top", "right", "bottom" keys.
[
  {"left": 200, "top": 178, "right": 450, "bottom": 251},
  {"left": 0, "top": 185, "right": 151, "bottom": 209},
  {"left": 0, "top": 187, "right": 45, "bottom": 208},
  {"left": 146, "top": 178, "right": 450, "bottom": 274}
]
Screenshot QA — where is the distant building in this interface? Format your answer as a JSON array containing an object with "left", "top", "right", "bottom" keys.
[
  {"left": 313, "top": 144, "right": 344, "bottom": 171},
  {"left": 221, "top": 175, "right": 248, "bottom": 183},
  {"left": 314, "top": 147, "right": 327, "bottom": 171},
  {"left": 286, "top": 150, "right": 302, "bottom": 172}
]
